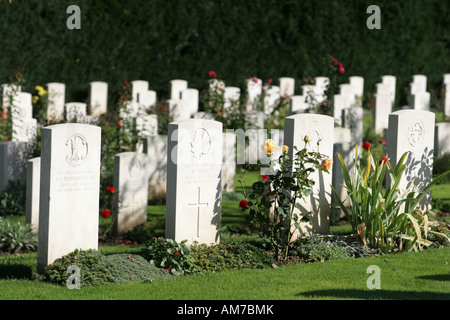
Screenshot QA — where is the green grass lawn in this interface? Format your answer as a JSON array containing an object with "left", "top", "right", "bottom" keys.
[{"left": 0, "top": 247, "right": 448, "bottom": 300}]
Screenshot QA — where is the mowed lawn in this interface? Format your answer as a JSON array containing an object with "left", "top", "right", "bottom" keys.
[{"left": 0, "top": 247, "right": 448, "bottom": 300}]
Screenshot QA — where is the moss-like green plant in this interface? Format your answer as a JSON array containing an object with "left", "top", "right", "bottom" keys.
[{"left": 40, "top": 249, "right": 115, "bottom": 287}]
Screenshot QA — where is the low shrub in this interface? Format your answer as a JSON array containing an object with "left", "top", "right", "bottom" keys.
[
  {"left": 289, "top": 234, "right": 350, "bottom": 262},
  {"left": 0, "top": 217, "right": 37, "bottom": 253},
  {"left": 39, "top": 249, "right": 173, "bottom": 287},
  {"left": 140, "top": 238, "right": 198, "bottom": 276},
  {"left": 40, "top": 249, "right": 115, "bottom": 287},
  {"left": 140, "top": 237, "right": 274, "bottom": 275},
  {"left": 190, "top": 242, "right": 273, "bottom": 273},
  {"left": 102, "top": 253, "right": 172, "bottom": 283}
]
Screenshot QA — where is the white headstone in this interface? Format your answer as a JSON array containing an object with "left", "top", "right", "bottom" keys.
[
  {"left": 387, "top": 110, "right": 435, "bottom": 209},
  {"left": 222, "top": 131, "right": 236, "bottom": 192},
  {"left": 143, "top": 135, "right": 168, "bottom": 197},
  {"left": 334, "top": 127, "right": 352, "bottom": 143},
  {"left": 434, "top": 122, "right": 450, "bottom": 156},
  {"left": 349, "top": 76, "right": 364, "bottom": 98},
  {"left": 410, "top": 92, "right": 430, "bottom": 111},
  {"left": 65, "top": 102, "right": 87, "bottom": 122},
  {"left": 290, "top": 95, "right": 308, "bottom": 114},
  {"left": 375, "top": 83, "right": 391, "bottom": 96},
  {"left": 381, "top": 75, "right": 396, "bottom": 107},
  {"left": 342, "top": 106, "right": 363, "bottom": 145},
  {"left": 444, "top": 83, "right": 450, "bottom": 120},
  {"left": 373, "top": 91, "right": 392, "bottom": 134},
  {"left": 139, "top": 90, "right": 157, "bottom": 112},
  {"left": 313, "top": 77, "right": 329, "bottom": 104},
  {"left": 169, "top": 99, "right": 191, "bottom": 121},
  {"left": 284, "top": 114, "right": 334, "bottom": 236},
  {"left": 46, "top": 83, "right": 65, "bottom": 123},
  {"left": 339, "top": 84, "right": 355, "bottom": 107},
  {"left": 113, "top": 152, "right": 150, "bottom": 235},
  {"left": 170, "top": 79, "right": 188, "bottom": 101},
  {"left": 246, "top": 78, "right": 262, "bottom": 110},
  {"left": 0, "top": 141, "right": 29, "bottom": 194},
  {"left": 245, "top": 110, "right": 265, "bottom": 129},
  {"left": 26, "top": 157, "right": 40, "bottom": 233},
  {"left": 333, "top": 94, "right": 350, "bottom": 126},
  {"left": 181, "top": 88, "right": 199, "bottom": 117},
  {"left": 131, "top": 80, "right": 149, "bottom": 104},
  {"left": 166, "top": 119, "right": 223, "bottom": 245},
  {"left": 12, "top": 117, "right": 37, "bottom": 144},
  {"left": 37, "top": 123, "right": 101, "bottom": 272},
  {"left": 443, "top": 74, "right": 450, "bottom": 85},
  {"left": 89, "top": 81, "right": 108, "bottom": 117},
  {"left": 12, "top": 92, "right": 33, "bottom": 119},
  {"left": 279, "top": 77, "right": 295, "bottom": 97},
  {"left": 331, "top": 142, "right": 357, "bottom": 220},
  {"left": 264, "top": 85, "right": 280, "bottom": 115},
  {"left": 2, "top": 83, "right": 21, "bottom": 109},
  {"left": 412, "top": 74, "right": 427, "bottom": 93}
]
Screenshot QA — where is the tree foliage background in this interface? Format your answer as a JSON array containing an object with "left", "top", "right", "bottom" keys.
[{"left": 1, "top": 0, "right": 449, "bottom": 108}]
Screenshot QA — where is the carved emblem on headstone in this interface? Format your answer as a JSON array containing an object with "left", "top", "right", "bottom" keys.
[
  {"left": 407, "top": 120, "right": 425, "bottom": 147},
  {"left": 128, "top": 157, "right": 142, "bottom": 178},
  {"left": 65, "top": 134, "right": 88, "bottom": 166},
  {"left": 190, "top": 128, "right": 211, "bottom": 159},
  {"left": 306, "top": 120, "right": 323, "bottom": 152}
]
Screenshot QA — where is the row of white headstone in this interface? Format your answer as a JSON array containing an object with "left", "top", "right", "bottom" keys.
[{"left": 5, "top": 106, "right": 436, "bottom": 272}]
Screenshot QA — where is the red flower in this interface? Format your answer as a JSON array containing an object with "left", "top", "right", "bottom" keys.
[
  {"left": 174, "top": 250, "right": 181, "bottom": 255},
  {"left": 239, "top": 200, "right": 248, "bottom": 208},
  {"left": 101, "top": 209, "right": 111, "bottom": 219},
  {"left": 208, "top": 71, "right": 217, "bottom": 78},
  {"left": 106, "top": 186, "right": 116, "bottom": 193},
  {"left": 1, "top": 114, "right": 5, "bottom": 120},
  {"left": 117, "top": 121, "right": 122, "bottom": 127},
  {"left": 381, "top": 155, "right": 387, "bottom": 164},
  {"left": 369, "top": 99, "right": 374, "bottom": 104},
  {"left": 362, "top": 142, "right": 371, "bottom": 150},
  {"left": 338, "top": 62, "right": 345, "bottom": 74},
  {"left": 261, "top": 175, "right": 268, "bottom": 182}
]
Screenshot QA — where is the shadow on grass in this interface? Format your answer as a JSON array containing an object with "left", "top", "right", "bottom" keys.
[
  {"left": 0, "top": 264, "right": 34, "bottom": 280},
  {"left": 417, "top": 274, "right": 450, "bottom": 282},
  {"left": 296, "top": 289, "right": 450, "bottom": 300}
]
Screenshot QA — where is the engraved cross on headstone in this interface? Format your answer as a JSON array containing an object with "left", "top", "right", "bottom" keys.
[{"left": 188, "top": 187, "right": 208, "bottom": 238}]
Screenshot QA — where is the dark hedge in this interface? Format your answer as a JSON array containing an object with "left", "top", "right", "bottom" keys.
[{"left": 1, "top": 0, "right": 449, "bottom": 108}]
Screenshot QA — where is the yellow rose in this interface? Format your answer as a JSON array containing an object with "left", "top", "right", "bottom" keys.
[
  {"left": 282, "top": 145, "right": 289, "bottom": 153},
  {"left": 321, "top": 158, "right": 333, "bottom": 171},
  {"left": 261, "top": 139, "right": 279, "bottom": 155},
  {"left": 35, "top": 85, "right": 47, "bottom": 96},
  {"left": 304, "top": 135, "right": 310, "bottom": 143},
  {"left": 32, "top": 95, "right": 39, "bottom": 104}
]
